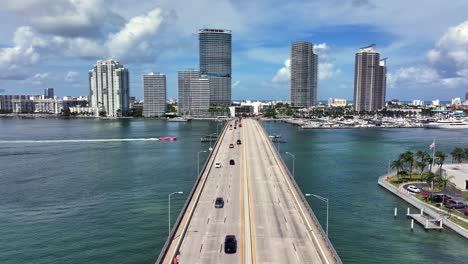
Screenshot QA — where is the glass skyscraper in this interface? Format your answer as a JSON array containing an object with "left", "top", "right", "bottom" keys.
[
  {"left": 199, "top": 29, "right": 232, "bottom": 106},
  {"left": 353, "top": 45, "right": 387, "bottom": 112},
  {"left": 290, "top": 41, "right": 318, "bottom": 108}
]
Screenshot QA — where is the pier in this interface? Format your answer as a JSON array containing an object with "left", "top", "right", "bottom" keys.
[
  {"left": 407, "top": 208, "right": 443, "bottom": 230},
  {"left": 156, "top": 118, "right": 341, "bottom": 264}
]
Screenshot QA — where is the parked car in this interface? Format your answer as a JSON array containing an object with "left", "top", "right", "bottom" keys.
[
  {"left": 237, "top": 139, "right": 241, "bottom": 145},
  {"left": 215, "top": 197, "right": 224, "bottom": 208},
  {"left": 230, "top": 159, "right": 235, "bottom": 165},
  {"left": 215, "top": 162, "right": 221, "bottom": 168},
  {"left": 229, "top": 144, "right": 234, "bottom": 148},
  {"left": 444, "top": 200, "right": 467, "bottom": 209},
  {"left": 224, "top": 235, "right": 237, "bottom": 253},
  {"left": 407, "top": 185, "right": 421, "bottom": 193},
  {"left": 429, "top": 193, "right": 452, "bottom": 203}
]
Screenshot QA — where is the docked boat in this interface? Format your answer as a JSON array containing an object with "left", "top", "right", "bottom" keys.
[
  {"left": 167, "top": 117, "right": 191, "bottom": 122},
  {"left": 425, "top": 119, "right": 468, "bottom": 129}
]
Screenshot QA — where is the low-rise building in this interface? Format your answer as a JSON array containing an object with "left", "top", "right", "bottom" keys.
[{"left": 328, "top": 98, "right": 347, "bottom": 107}]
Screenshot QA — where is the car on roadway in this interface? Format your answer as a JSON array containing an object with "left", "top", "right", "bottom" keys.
[
  {"left": 237, "top": 139, "right": 241, "bottom": 145},
  {"left": 407, "top": 185, "right": 420, "bottom": 193},
  {"left": 224, "top": 235, "right": 237, "bottom": 253},
  {"left": 230, "top": 159, "right": 235, "bottom": 165},
  {"left": 229, "top": 144, "right": 234, "bottom": 148},
  {"left": 215, "top": 162, "right": 221, "bottom": 168},
  {"left": 215, "top": 197, "right": 224, "bottom": 208},
  {"left": 444, "top": 200, "right": 467, "bottom": 209}
]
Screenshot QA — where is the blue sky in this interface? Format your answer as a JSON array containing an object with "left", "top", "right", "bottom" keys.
[{"left": 0, "top": 0, "right": 468, "bottom": 101}]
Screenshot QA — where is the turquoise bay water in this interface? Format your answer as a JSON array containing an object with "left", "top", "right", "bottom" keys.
[{"left": 0, "top": 118, "right": 467, "bottom": 263}]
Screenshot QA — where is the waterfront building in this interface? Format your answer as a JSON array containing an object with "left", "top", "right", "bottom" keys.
[
  {"left": 328, "top": 98, "right": 347, "bottom": 107},
  {"left": 89, "top": 60, "right": 130, "bottom": 117},
  {"left": 290, "top": 41, "right": 318, "bottom": 108},
  {"left": 177, "top": 70, "right": 210, "bottom": 115},
  {"left": 432, "top": 99, "right": 440, "bottom": 107},
  {"left": 44, "top": 88, "right": 54, "bottom": 99},
  {"left": 353, "top": 44, "right": 387, "bottom": 112},
  {"left": 465, "top": 92, "right": 468, "bottom": 101},
  {"left": 452, "top": 97, "right": 462, "bottom": 106},
  {"left": 199, "top": 29, "right": 232, "bottom": 106},
  {"left": 143, "top": 72, "right": 166, "bottom": 117},
  {"left": 411, "top": 100, "right": 424, "bottom": 106}
]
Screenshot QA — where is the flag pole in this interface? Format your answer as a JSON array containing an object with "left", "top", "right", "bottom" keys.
[{"left": 431, "top": 138, "right": 436, "bottom": 195}]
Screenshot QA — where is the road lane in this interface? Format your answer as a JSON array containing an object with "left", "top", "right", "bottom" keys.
[
  {"left": 178, "top": 120, "right": 242, "bottom": 264},
  {"left": 244, "top": 119, "right": 330, "bottom": 263}
]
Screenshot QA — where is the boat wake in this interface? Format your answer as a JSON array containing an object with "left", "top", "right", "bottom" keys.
[{"left": 0, "top": 138, "right": 161, "bottom": 144}]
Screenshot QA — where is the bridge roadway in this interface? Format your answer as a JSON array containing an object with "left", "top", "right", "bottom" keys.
[{"left": 157, "top": 118, "right": 340, "bottom": 264}]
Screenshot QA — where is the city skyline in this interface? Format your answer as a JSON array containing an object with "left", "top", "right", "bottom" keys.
[{"left": 0, "top": 1, "right": 468, "bottom": 101}]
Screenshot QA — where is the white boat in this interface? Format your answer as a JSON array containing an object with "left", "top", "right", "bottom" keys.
[
  {"left": 167, "top": 117, "right": 191, "bottom": 122},
  {"left": 425, "top": 119, "right": 468, "bottom": 129}
]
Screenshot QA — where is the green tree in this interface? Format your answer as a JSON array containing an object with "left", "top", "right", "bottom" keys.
[
  {"left": 415, "top": 150, "right": 430, "bottom": 175},
  {"left": 437, "top": 174, "right": 456, "bottom": 204},
  {"left": 451, "top": 147, "right": 465, "bottom": 163},
  {"left": 400, "top": 151, "right": 415, "bottom": 178},
  {"left": 424, "top": 172, "right": 437, "bottom": 196},
  {"left": 434, "top": 150, "right": 446, "bottom": 176},
  {"left": 391, "top": 159, "right": 405, "bottom": 180}
]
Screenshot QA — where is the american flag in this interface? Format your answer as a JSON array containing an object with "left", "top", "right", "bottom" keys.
[{"left": 429, "top": 141, "right": 435, "bottom": 149}]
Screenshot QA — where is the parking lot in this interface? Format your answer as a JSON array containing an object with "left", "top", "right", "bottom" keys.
[{"left": 403, "top": 183, "right": 468, "bottom": 215}]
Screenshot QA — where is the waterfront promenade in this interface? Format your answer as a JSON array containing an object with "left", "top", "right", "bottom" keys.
[{"left": 156, "top": 118, "right": 341, "bottom": 264}]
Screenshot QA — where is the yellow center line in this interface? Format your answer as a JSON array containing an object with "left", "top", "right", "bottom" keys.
[{"left": 240, "top": 120, "right": 245, "bottom": 264}]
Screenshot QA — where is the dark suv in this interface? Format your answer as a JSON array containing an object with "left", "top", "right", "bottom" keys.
[
  {"left": 230, "top": 159, "right": 235, "bottom": 165},
  {"left": 215, "top": 197, "right": 224, "bottom": 208},
  {"left": 429, "top": 193, "right": 451, "bottom": 203},
  {"left": 237, "top": 139, "right": 241, "bottom": 145},
  {"left": 224, "top": 235, "right": 237, "bottom": 253}
]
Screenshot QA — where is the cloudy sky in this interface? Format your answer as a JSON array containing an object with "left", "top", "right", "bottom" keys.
[{"left": 0, "top": 0, "right": 467, "bottom": 101}]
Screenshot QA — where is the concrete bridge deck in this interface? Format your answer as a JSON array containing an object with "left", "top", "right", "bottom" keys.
[{"left": 156, "top": 118, "right": 341, "bottom": 264}]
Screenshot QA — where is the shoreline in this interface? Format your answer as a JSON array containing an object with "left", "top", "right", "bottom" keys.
[
  {"left": 262, "top": 117, "right": 426, "bottom": 129},
  {"left": 0, "top": 114, "right": 230, "bottom": 121},
  {"left": 378, "top": 174, "right": 468, "bottom": 240}
]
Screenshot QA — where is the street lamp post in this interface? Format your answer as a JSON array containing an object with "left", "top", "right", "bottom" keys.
[
  {"left": 305, "top": 193, "right": 329, "bottom": 236},
  {"left": 197, "top": 150, "right": 207, "bottom": 176},
  {"left": 168, "top": 191, "right": 183, "bottom": 234},
  {"left": 285, "top": 152, "right": 296, "bottom": 178}
]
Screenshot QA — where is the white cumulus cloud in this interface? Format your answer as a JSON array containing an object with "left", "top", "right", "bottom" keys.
[{"left": 107, "top": 8, "right": 165, "bottom": 62}]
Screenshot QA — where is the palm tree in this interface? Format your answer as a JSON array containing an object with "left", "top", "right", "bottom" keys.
[
  {"left": 415, "top": 150, "right": 430, "bottom": 176},
  {"left": 434, "top": 151, "right": 446, "bottom": 176},
  {"left": 400, "top": 151, "right": 415, "bottom": 179},
  {"left": 437, "top": 174, "right": 456, "bottom": 205},
  {"left": 424, "top": 172, "right": 437, "bottom": 198},
  {"left": 450, "top": 147, "right": 464, "bottom": 163},
  {"left": 391, "top": 159, "right": 405, "bottom": 181}
]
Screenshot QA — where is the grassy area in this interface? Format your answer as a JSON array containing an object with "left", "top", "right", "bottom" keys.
[
  {"left": 463, "top": 191, "right": 468, "bottom": 199},
  {"left": 388, "top": 172, "right": 426, "bottom": 187},
  {"left": 450, "top": 217, "right": 468, "bottom": 230}
]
